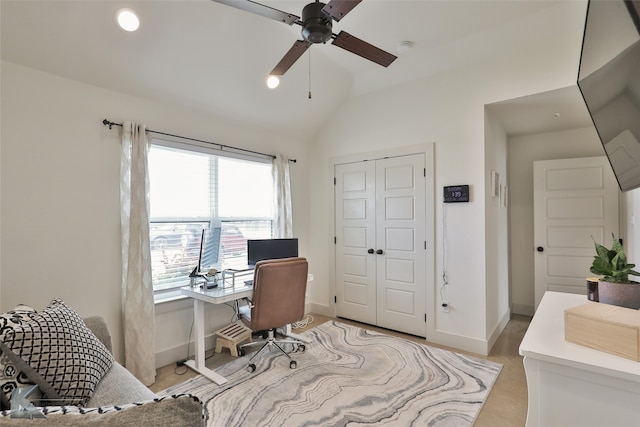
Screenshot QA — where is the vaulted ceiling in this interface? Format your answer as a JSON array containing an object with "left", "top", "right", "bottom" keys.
[{"left": 1, "top": 1, "right": 591, "bottom": 140}]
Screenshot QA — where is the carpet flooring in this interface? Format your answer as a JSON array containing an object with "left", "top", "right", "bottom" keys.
[{"left": 160, "top": 321, "right": 502, "bottom": 426}]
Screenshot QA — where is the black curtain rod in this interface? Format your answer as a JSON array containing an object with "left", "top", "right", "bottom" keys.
[{"left": 102, "top": 119, "right": 296, "bottom": 163}]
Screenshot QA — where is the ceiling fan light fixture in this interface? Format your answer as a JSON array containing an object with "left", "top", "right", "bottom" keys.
[
  {"left": 115, "top": 8, "right": 140, "bottom": 32},
  {"left": 266, "top": 75, "right": 280, "bottom": 89}
]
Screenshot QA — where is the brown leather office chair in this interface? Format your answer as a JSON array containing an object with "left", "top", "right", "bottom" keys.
[{"left": 238, "top": 257, "right": 308, "bottom": 372}]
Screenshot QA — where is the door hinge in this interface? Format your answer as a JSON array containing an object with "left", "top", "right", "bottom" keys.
[
  {"left": 424, "top": 313, "right": 427, "bottom": 322},
  {"left": 424, "top": 241, "right": 427, "bottom": 250},
  {"left": 334, "top": 296, "right": 337, "bottom": 304},
  {"left": 424, "top": 168, "right": 426, "bottom": 177},
  {"left": 334, "top": 177, "right": 336, "bottom": 185},
  {"left": 334, "top": 236, "right": 337, "bottom": 244}
]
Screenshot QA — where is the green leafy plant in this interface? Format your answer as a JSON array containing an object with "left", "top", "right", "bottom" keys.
[{"left": 590, "top": 234, "right": 640, "bottom": 284}]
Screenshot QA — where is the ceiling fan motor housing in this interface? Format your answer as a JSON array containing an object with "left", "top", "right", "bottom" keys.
[{"left": 301, "top": 1, "right": 332, "bottom": 44}]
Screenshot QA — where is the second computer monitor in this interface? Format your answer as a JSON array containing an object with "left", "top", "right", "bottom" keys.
[{"left": 247, "top": 238, "right": 298, "bottom": 266}]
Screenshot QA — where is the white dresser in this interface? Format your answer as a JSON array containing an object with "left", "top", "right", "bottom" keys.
[{"left": 519, "top": 291, "right": 640, "bottom": 427}]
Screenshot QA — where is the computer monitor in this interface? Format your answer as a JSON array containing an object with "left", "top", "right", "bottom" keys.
[
  {"left": 247, "top": 238, "right": 298, "bottom": 266},
  {"left": 189, "top": 225, "right": 221, "bottom": 277}
]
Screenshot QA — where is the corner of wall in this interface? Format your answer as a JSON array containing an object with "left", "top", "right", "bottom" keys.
[{"left": 486, "top": 307, "right": 511, "bottom": 354}]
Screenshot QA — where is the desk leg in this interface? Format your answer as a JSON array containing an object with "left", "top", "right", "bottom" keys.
[{"left": 184, "top": 299, "right": 228, "bottom": 385}]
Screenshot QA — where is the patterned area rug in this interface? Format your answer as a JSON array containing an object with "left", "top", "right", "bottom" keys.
[{"left": 160, "top": 321, "right": 502, "bottom": 426}]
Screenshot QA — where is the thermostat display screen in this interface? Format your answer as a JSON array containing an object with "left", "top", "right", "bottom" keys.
[{"left": 443, "top": 185, "right": 469, "bottom": 203}]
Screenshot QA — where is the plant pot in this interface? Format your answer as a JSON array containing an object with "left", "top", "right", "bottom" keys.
[{"left": 597, "top": 281, "right": 640, "bottom": 309}]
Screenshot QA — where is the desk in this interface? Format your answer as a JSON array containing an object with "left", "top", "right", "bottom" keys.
[
  {"left": 519, "top": 291, "right": 640, "bottom": 427},
  {"left": 180, "top": 273, "right": 312, "bottom": 384},
  {"left": 181, "top": 284, "right": 253, "bottom": 384}
]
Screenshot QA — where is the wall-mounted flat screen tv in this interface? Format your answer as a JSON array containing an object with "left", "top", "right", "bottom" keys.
[{"left": 578, "top": 0, "right": 640, "bottom": 191}]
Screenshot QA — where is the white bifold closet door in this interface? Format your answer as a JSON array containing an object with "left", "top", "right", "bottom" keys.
[{"left": 335, "top": 153, "right": 427, "bottom": 337}]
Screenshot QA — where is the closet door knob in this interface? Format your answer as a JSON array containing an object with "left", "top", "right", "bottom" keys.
[
  {"left": 367, "top": 249, "right": 374, "bottom": 254},
  {"left": 537, "top": 247, "right": 544, "bottom": 252},
  {"left": 376, "top": 249, "right": 383, "bottom": 255}
]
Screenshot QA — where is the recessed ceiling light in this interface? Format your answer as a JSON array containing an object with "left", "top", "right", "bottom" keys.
[
  {"left": 116, "top": 8, "right": 140, "bottom": 32},
  {"left": 396, "top": 41, "right": 414, "bottom": 54},
  {"left": 266, "top": 75, "right": 280, "bottom": 89}
]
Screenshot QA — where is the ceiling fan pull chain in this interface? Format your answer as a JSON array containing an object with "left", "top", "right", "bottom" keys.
[{"left": 308, "top": 48, "right": 312, "bottom": 99}]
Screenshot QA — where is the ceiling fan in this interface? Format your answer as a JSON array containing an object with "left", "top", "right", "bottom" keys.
[{"left": 212, "top": 0, "right": 398, "bottom": 77}]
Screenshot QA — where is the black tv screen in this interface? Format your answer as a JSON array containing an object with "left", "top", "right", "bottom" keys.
[
  {"left": 247, "top": 238, "right": 298, "bottom": 266},
  {"left": 577, "top": 0, "right": 640, "bottom": 191}
]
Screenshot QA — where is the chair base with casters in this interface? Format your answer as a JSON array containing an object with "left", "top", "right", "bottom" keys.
[{"left": 238, "top": 328, "right": 306, "bottom": 372}]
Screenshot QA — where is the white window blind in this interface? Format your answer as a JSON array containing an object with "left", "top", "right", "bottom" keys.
[{"left": 148, "top": 143, "right": 274, "bottom": 294}]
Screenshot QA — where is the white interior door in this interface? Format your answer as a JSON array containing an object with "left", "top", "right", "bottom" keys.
[
  {"left": 375, "top": 154, "right": 426, "bottom": 336},
  {"left": 533, "top": 156, "right": 619, "bottom": 309},
  {"left": 335, "top": 154, "right": 426, "bottom": 337},
  {"left": 335, "top": 161, "right": 377, "bottom": 324}
]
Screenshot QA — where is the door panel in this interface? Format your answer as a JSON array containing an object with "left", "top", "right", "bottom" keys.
[
  {"left": 534, "top": 156, "right": 619, "bottom": 309},
  {"left": 376, "top": 154, "right": 426, "bottom": 336},
  {"left": 335, "top": 162, "right": 377, "bottom": 324},
  {"left": 546, "top": 196, "right": 606, "bottom": 218},
  {"left": 386, "top": 228, "right": 414, "bottom": 251},
  {"left": 384, "top": 288, "right": 415, "bottom": 314}
]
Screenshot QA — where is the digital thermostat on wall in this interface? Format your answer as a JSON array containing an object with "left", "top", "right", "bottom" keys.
[{"left": 443, "top": 185, "right": 470, "bottom": 203}]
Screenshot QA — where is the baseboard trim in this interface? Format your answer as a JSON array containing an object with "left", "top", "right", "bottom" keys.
[
  {"left": 155, "top": 334, "right": 216, "bottom": 369},
  {"left": 486, "top": 309, "right": 511, "bottom": 354},
  {"left": 309, "top": 302, "right": 333, "bottom": 317},
  {"left": 512, "top": 303, "right": 534, "bottom": 317}
]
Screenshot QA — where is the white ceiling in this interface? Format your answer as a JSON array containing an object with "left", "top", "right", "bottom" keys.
[
  {"left": 1, "top": 0, "right": 593, "bottom": 140},
  {"left": 487, "top": 85, "right": 593, "bottom": 136}
]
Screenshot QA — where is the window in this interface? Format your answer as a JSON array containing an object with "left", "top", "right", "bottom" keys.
[{"left": 148, "top": 141, "right": 274, "bottom": 295}]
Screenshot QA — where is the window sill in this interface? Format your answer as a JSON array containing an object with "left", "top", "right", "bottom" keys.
[{"left": 154, "top": 289, "right": 188, "bottom": 305}]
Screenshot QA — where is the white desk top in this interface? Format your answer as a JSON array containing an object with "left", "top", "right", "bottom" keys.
[
  {"left": 519, "top": 291, "right": 640, "bottom": 381},
  {"left": 181, "top": 283, "right": 253, "bottom": 305}
]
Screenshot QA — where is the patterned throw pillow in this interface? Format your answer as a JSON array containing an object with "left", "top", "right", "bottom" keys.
[
  {"left": 0, "top": 304, "right": 40, "bottom": 410},
  {"left": 0, "top": 299, "right": 114, "bottom": 407}
]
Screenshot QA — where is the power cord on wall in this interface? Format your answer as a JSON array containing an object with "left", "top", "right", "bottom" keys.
[
  {"left": 174, "top": 320, "right": 195, "bottom": 375},
  {"left": 440, "top": 202, "right": 449, "bottom": 310}
]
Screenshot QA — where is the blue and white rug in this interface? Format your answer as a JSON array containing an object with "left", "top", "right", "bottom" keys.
[{"left": 160, "top": 321, "right": 502, "bottom": 426}]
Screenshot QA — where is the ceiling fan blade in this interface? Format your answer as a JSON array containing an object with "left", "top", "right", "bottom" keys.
[
  {"left": 321, "top": 0, "right": 362, "bottom": 22},
  {"left": 211, "top": 0, "right": 299, "bottom": 25},
  {"left": 270, "top": 40, "right": 312, "bottom": 76},
  {"left": 332, "top": 31, "right": 397, "bottom": 67}
]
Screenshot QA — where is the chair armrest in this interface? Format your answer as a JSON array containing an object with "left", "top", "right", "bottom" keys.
[{"left": 82, "top": 316, "right": 113, "bottom": 354}]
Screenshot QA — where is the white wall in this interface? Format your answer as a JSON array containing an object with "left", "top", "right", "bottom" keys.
[
  {"left": 624, "top": 188, "right": 640, "bottom": 265},
  {"left": 508, "top": 127, "right": 604, "bottom": 316},
  {"left": 0, "top": 61, "right": 310, "bottom": 365},
  {"left": 484, "top": 110, "right": 510, "bottom": 349},
  {"left": 307, "top": 1, "right": 587, "bottom": 354}
]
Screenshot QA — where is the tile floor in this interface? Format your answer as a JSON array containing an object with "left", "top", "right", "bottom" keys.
[{"left": 149, "top": 314, "right": 532, "bottom": 426}]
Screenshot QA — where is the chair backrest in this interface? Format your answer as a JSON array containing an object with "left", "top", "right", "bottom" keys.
[{"left": 250, "top": 257, "right": 308, "bottom": 331}]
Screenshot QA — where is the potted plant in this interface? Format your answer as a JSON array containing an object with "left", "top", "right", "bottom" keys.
[{"left": 590, "top": 234, "right": 640, "bottom": 309}]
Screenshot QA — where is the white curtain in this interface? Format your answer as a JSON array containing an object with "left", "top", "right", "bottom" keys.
[
  {"left": 273, "top": 154, "right": 293, "bottom": 238},
  {"left": 120, "top": 121, "right": 156, "bottom": 386}
]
